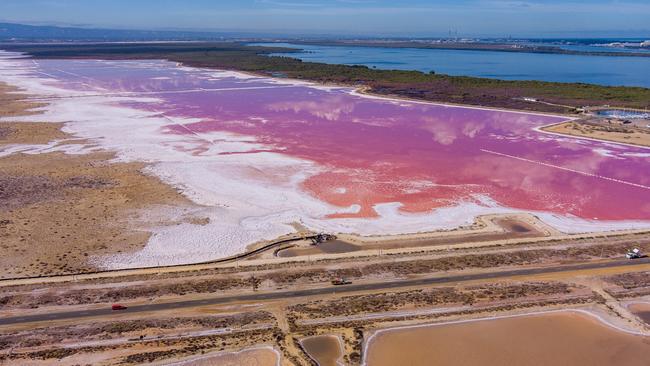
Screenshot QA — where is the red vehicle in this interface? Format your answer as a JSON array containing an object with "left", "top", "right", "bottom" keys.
[{"left": 112, "top": 304, "right": 128, "bottom": 311}]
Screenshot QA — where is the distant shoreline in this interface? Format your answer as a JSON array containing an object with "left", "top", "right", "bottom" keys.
[
  {"left": 1, "top": 42, "right": 649, "bottom": 114},
  {"left": 284, "top": 40, "right": 650, "bottom": 58}
]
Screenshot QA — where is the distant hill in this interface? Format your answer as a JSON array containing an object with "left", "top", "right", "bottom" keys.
[{"left": 0, "top": 22, "right": 256, "bottom": 42}]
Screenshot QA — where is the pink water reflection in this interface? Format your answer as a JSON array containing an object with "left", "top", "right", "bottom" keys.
[{"left": 37, "top": 59, "right": 650, "bottom": 222}]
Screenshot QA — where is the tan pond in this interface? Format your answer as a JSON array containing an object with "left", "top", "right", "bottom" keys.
[
  {"left": 166, "top": 346, "right": 279, "bottom": 366},
  {"left": 629, "top": 303, "right": 650, "bottom": 326},
  {"left": 302, "top": 335, "right": 344, "bottom": 366},
  {"left": 364, "top": 311, "right": 650, "bottom": 366}
]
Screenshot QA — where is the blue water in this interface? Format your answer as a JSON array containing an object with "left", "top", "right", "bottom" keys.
[
  {"left": 253, "top": 43, "right": 650, "bottom": 88},
  {"left": 596, "top": 110, "right": 650, "bottom": 119}
]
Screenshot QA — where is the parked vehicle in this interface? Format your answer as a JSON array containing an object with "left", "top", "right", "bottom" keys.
[
  {"left": 331, "top": 278, "right": 352, "bottom": 286},
  {"left": 626, "top": 248, "right": 642, "bottom": 259}
]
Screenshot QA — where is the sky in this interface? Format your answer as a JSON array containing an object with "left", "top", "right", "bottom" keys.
[{"left": 1, "top": 0, "right": 650, "bottom": 37}]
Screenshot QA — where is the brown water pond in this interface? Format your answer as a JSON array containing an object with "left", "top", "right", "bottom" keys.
[
  {"left": 276, "top": 240, "right": 361, "bottom": 257},
  {"left": 629, "top": 303, "right": 650, "bottom": 326},
  {"left": 365, "top": 311, "right": 650, "bottom": 366},
  {"left": 302, "top": 335, "right": 344, "bottom": 366},
  {"left": 276, "top": 218, "right": 542, "bottom": 257}
]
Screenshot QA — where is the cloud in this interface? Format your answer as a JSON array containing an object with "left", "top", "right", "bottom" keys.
[{"left": 266, "top": 96, "right": 356, "bottom": 121}]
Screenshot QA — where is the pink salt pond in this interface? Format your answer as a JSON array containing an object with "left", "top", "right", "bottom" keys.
[{"left": 31, "top": 59, "right": 650, "bottom": 226}]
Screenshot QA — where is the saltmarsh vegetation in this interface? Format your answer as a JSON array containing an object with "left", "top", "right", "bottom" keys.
[{"left": 3, "top": 42, "right": 650, "bottom": 113}]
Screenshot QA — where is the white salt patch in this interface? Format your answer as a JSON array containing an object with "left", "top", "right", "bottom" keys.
[
  {"left": 308, "top": 200, "right": 502, "bottom": 236},
  {"left": 0, "top": 140, "right": 100, "bottom": 157},
  {"left": 622, "top": 152, "right": 650, "bottom": 158},
  {"left": 593, "top": 148, "right": 623, "bottom": 159},
  {"left": 534, "top": 213, "right": 650, "bottom": 234}
]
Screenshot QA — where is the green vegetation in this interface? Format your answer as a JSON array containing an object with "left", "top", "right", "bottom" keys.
[{"left": 3, "top": 42, "right": 650, "bottom": 113}]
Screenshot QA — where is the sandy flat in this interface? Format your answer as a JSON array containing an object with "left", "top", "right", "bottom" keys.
[
  {"left": 0, "top": 83, "right": 192, "bottom": 278},
  {"left": 543, "top": 121, "right": 650, "bottom": 147}
]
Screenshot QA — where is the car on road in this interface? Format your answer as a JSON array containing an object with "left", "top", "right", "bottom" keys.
[
  {"left": 112, "top": 304, "right": 128, "bottom": 310},
  {"left": 331, "top": 278, "right": 352, "bottom": 286}
]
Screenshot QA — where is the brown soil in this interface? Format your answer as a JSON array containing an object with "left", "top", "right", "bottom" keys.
[
  {"left": 0, "top": 84, "right": 47, "bottom": 118},
  {"left": 603, "top": 271, "right": 650, "bottom": 298},
  {"left": 0, "top": 122, "right": 67, "bottom": 144},
  {"left": 0, "top": 148, "right": 191, "bottom": 278},
  {"left": 0, "top": 84, "right": 191, "bottom": 279},
  {"left": 1, "top": 327, "right": 279, "bottom": 366},
  {"left": 543, "top": 120, "right": 650, "bottom": 147},
  {"left": 0, "top": 84, "right": 64, "bottom": 145},
  {"left": 365, "top": 311, "right": 650, "bottom": 366},
  {"left": 0, "top": 273, "right": 256, "bottom": 309},
  {"left": 606, "top": 271, "right": 650, "bottom": 289},
  {"left": 289, "top": 282, "right": 577, "bottom": 320},
  {"left": 0, "top": 312, "right": 274, "bottom": 351}
]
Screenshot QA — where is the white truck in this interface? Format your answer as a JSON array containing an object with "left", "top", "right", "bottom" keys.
[{"left": 626, "top": 248, "right": 642, "bottom": 259}]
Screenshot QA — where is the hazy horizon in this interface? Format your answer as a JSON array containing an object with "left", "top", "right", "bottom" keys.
[{"left": 1, "top": 0, "right": 650, "bottom": 39}]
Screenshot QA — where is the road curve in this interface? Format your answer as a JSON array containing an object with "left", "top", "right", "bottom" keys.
[{"left": 1, "top": 258, "right": 648, "bottom": 326}]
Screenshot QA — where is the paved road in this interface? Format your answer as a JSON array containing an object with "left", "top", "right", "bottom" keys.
[{"left": 1, "top": 258, "right": 648, "bottom": 326}]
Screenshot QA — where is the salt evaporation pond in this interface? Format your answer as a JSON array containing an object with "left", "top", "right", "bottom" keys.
[
  {"left": 301, "top": 335, "right": 344, "bottom": 366},
  {"left": 363, "top": 311, "right": 650, "bottom": 366},
  {"left": 1, "top": 54, "right": 649, "bottom": 268}
]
